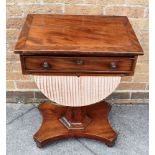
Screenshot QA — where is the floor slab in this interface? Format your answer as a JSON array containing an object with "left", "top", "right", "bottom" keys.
[
  {"left": 6, "top": 103, "right": 35, "bottom": 124},
  {"left": 6, "top": 103, "right": 149, "bottom": 155}
]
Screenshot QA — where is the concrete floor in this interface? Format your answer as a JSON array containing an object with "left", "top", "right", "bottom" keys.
[{"left": 6, "top": 103, "right": 149, "bottom": 155}]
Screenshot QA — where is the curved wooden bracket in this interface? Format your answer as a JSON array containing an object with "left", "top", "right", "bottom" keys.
[{"left": 33, "top": 101, "right": 117, "bottom": 148}]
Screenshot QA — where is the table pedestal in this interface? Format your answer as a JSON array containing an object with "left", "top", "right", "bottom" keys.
[{"left": 33, "top": 101, "right": 117, "bottom": 148}]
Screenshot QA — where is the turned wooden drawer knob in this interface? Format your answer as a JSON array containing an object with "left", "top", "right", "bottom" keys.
[
  {"left": 42, "top": 62, "right": 50, "bottom": 69},
  {"left": 76, "top": 59, "right": 84, "bottom": 65},
  {"left": 110, "top": 62, "right": 117, "bottom": 69}
]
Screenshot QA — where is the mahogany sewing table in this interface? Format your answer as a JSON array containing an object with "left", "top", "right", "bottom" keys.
[{"left": 14, "top": 14, "right": 143, "bottom": 148}]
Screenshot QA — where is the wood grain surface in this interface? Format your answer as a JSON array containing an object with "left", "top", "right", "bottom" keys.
[
  {"left": 14, "top": 14, "right": 143, "bottom": 56},
  {"left": 33, "top": 101, "right": 117, "bottom": 148},
  {"left": 21, "top": 56, "right": 135, "bottom": 75}
]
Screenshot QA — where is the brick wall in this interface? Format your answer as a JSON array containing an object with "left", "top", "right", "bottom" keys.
[{"left": 6, "top": 0, "right": 149, "bottom": 104}]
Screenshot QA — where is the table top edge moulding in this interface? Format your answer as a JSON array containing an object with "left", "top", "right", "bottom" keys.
[{"left": 14, "top": 14, "right": 144, "bottom": 56}]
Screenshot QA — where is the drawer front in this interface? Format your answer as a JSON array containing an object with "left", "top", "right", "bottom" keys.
[{"left": 21, "top": 56, "right": 136, "bottom": 75}]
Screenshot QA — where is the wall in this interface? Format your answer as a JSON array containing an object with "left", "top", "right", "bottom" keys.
[{"left": 6, "top": 0, "right": 149, "bottom": 104}]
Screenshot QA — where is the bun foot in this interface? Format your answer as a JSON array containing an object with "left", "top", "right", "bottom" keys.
[
  {"left": 33, "top": 137, "right": 43, "bottom": 148},
  {"left": 105, "top": 139, "right": 116, "bottom": 147}
]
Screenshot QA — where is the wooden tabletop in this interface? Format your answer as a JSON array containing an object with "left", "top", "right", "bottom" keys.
[{"left": 14, "top": 14, "right": 143, "bottom": 56}]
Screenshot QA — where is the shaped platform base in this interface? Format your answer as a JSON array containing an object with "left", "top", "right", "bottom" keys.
[{"left": 33, "top": 101, "right": 117, "bottom": 148}]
